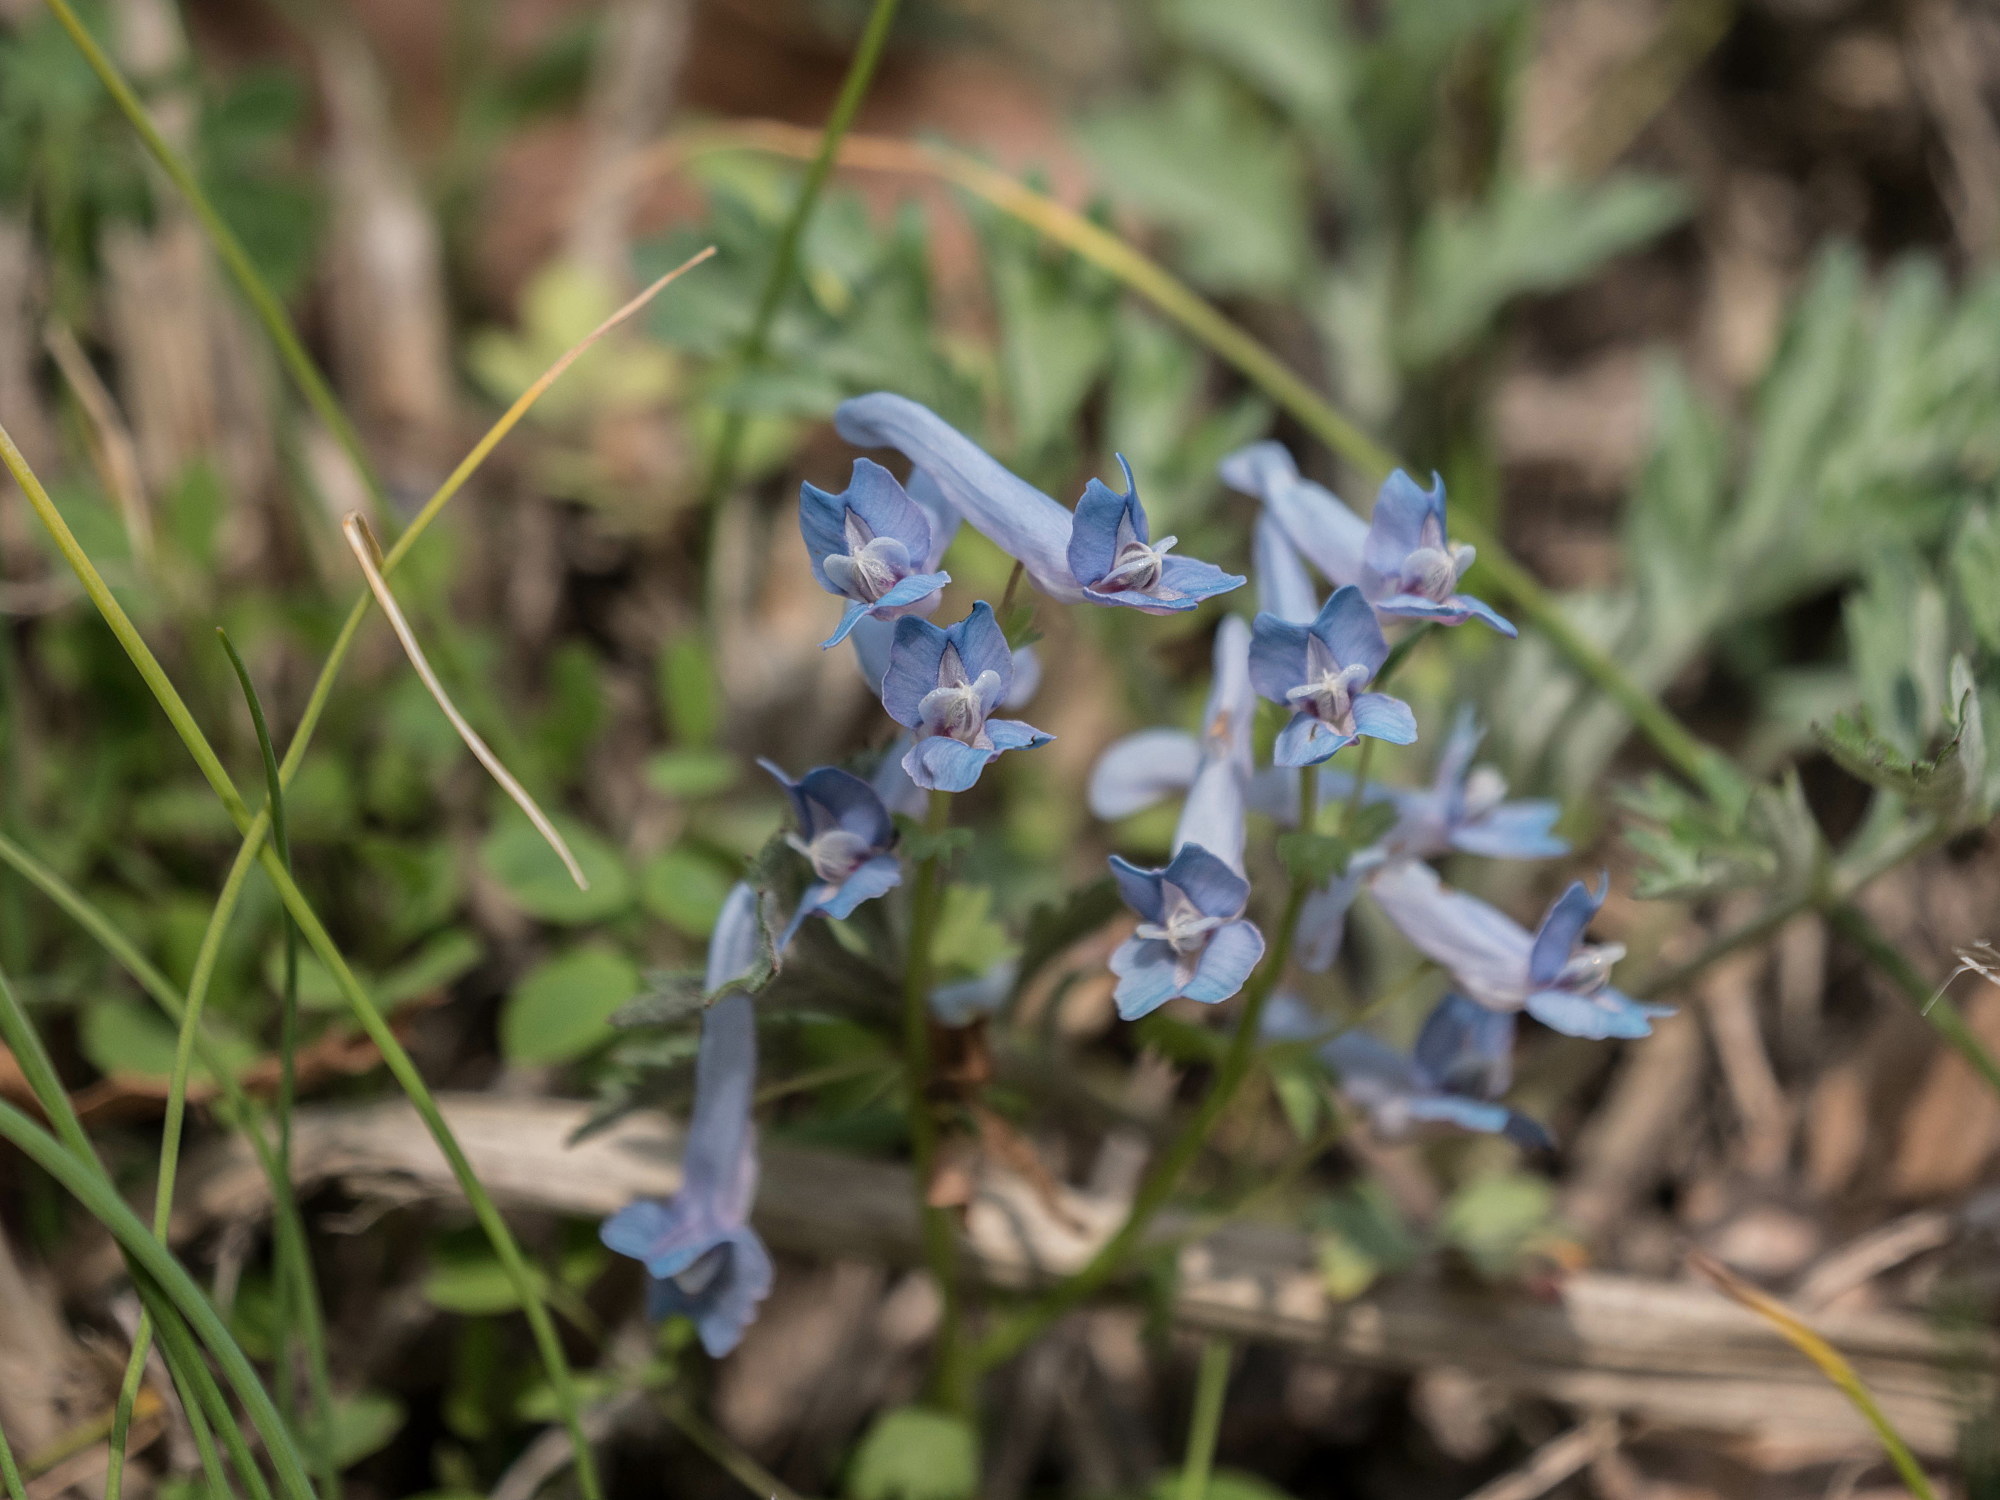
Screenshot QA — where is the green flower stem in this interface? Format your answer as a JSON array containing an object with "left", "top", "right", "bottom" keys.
[
  {"left": 0, "top": 1100, "right": 316, "bottom": 1500},
  {"left": 1178, "top": 1337, "right": 1232, "bottom": 1500},
  {"left": 0, "top": 429, "right": 602, "bottom": 1500},
  {"left": 699, "top": 0, "right": 902, "bottom": 517},
  {"left": 0, "top": 1416, "right": 25, "bottom": 1500},
  {"left": 1827, "top": 902, "right": 2000, "bottom": 1101},
  {"left": 902, "top": 789, "right": 968, "bottom": 1411},
  {"left": 972, "top": 877, "right": 1309, "bottom": 1374},
  {"left": 40, "top": 0, "right": 390, "bottom": 518}
]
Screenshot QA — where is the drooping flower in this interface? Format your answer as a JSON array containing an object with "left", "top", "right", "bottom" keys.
[
  {"left": 1249, "top": 586, "right": 1418, "bottom": 767},
  {"left": 800, "top": 458, "right": 953, "bottom": 648},
  {"left": 1322, "top": 708, "right": 1567, "bottom": 863},
  {"left": 880, "top": 601, "right": 1053, "bottom": 792},
  {"left": 1359, "top": 471, "right": 1514, "bottom": 636},
  {"left": 601, "top": 886, "right": 772, "bottom": 1356},
  {"left": 1108, "top": 845, "right": 1265, "bottom": 1021},
  {"left": 760, "top": 761, "right": 901, "bottom": 947},
  {"left": 1367, "top": 862, "right": 1673, "bottom": 1040},
  {"left": 836, "top": 393, "right": 1243, "bottom": 611},
  {"left": 1066, "top": 456, "right": 1244, "bottom": 613},
  {"left": 1267, "top": 991, "right": 1550, "bottom": 1149},
  {"left": 1222, "top": 442, "right": 1367, "bottom": 588}
]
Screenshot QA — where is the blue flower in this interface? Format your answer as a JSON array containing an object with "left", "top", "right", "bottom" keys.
[
  {"left": 800, "top": 458, "right": 952, "bottom": 648},
  {"left": 1254, "top": 510, "right": 1321, "bottom": 625},
  {"left": 1222, "top": 442, "right": 1368, "bottom": 589},
  {"left": 1269, "top": 992, "right": 1550, "bottom": 1149},
  {"left": 1321, "top": 708, "right": 1567, "bottom": 863},
  {"left": 837, "top": 393, "right": 1241, "bottom": 612},
  {"left": 760, "top": 761, "right": 901, "bottom": 948},
  {"left": 880, "top": 601, "right": 1053, "bottom": 792},
  {"left": 1066, "top": 456, "right": 1244, "bottom": 613},
  {"left": 1359, "top": 471, "right": 1514, "bottom": 636},
  {"left": 601, "top": 888, "right": 772, "bottom": 1357},
  {"left": 1108, "top": 845, "right": 1265, "bottom": 1021},
  {"left": 1367, "top": 862, "right": 1674, "bottom": 1040},
  {"left": 1249, "top": 586, "right": 1419, "bottom": 767}
]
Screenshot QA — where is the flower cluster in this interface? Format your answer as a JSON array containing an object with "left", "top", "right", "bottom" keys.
[{"left": 603, "top": 397, "right": 1665, "bottom": 1355}]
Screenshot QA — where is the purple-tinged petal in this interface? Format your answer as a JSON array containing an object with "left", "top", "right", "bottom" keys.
[
  {"left": 1248, "top": 614, "right": 1314, "bottom": 705},
  {"left": 1450, "top": 803, "right": 1568, "bottom": 860},
  {"left": 1273, "top": 713, "right": 1355, "bottom": 767},
  {"left": 1181, "top": 918, "right": 1264, "bottom": 1004},
  {"left": 1313, "top": 586, "right": 1390, "bottom": 680},
  {"left": 1351, "top": 692, "right": 1418, "bottom": 745},
  {"left": 1432, "top": 707, "right": 1483, "bottom": 799},
  {"left": 1373, "top": 591, "right": 1516, "bottom": 637},
  {"left": 1088, "top": 729, "right": 1202, "bottom": 820},
  {"left": 1412, "top": 993, "right": 1515, "bottom": 1099},
  {"left": 903, "top": 735, "right": 995, "bottom": 793},
  {"left": 646, "top": 1227, "right": 773, "bottom": 1357},
  {"left": 948, "top": 601, "right": 1014, "bottom": 696},
  {"left": 882, "top": 616, "right": 950, "bottom": 728},
  {"left": 1366, "top": 861, "right": 1534, "bottom": 1010},
  {"left": 1110, "top": 938, "right": 1183, "bottom": 1021},
  {"left": 1255, "top": 511, "right": 1321, "bottom": 624},
  {"left": 1161, "top": 844, "right": 1251, "bottom": 918},
  {"left": 983, "top": 718, "right": 1053, "bottom": 753},
  {"left": 1323, "top": 1032, "right": 1422, "bottom": 1093},
  {"left": 835, "top": 393, "right": 1082, "bottom": 601},
  {"left": 1528, "top": 878, "right": 1606, "bottom": 988},
  {"left": 1361, "top": 470, "right": 1445, "bottom": 581},
  {"left": 1261, "top": 991, "right": 1326, "bottom": 1044},
  {"left": 1220, "top": 441, "right": 1368, "bottom": 585},
  {"left": 1524, "top": 986, "right": 1664, "bottom": 1041},
  {"left": 1108, "top": 856, "right": 1167, "bottom": 925},
  {"left": 819, "top": 855, "right": 903, "bottom": 921}
]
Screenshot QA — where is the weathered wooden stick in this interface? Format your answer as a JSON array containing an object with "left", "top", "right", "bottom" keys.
[{"left": 174, "top": 1095, "right": 1990, "bottom": 1457}]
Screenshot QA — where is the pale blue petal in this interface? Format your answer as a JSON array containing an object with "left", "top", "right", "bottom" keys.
[
  {"left": 1162, "top": 843, "right": 1251, "bottom": 918},
  {"left": 949, "top": 602, "right": 1014, "bottom": 695},
  {"left": 1529, "top": 879, "right": 1606, "bottom": 987},
  {"left": 1314, "top": 585, "right": 1389, "bottom": 678},
  {"left": 1220, "top": 441, "right": 1368, "bottom": 585},
  {"left": 1366, "top": 861, "right": 1533, "bottom": 1009},
  {"left": 821, "top": 598, "right": 874, "bottom": 649},
  {"left": 873, "top": 570, "right": 952, "bottom": 614},
  {"left": 1402, "top": 1095, "right": 1514, "bottom": 1136},
  {"left": 983, "top": 717, "right": 1053, "bottom": 754},
  {"left": 1296, "top": 868, "right": 1363, "bottom": 972},
  {"left": 849, "top": 614, "right": 895, "bottom": 695},
  {"left": 1451, "top": 803, "right": 1568, "bottom": 860},
  {"left": 1273, "top": 713, "right": 1353, "bottom": 767},
  {"left": 903, "top": 735, "right": 994, "bottom": 793},
  {"left": 1524, "top": 986, "right": 1657, "bottom": 1040},
  {"left": 1181, "top": 918, "right": 1264, "bottom": 1003},
  {"left": 1433, "top": 706, "right": 1483, "bottom": 798},
  {"left": 1108, "top": 855, "right": 1166, "bottom": 925},
  {"left": 1088, "top": 730, "right": 1202, "bottom": 820},
  {"left": 1254, "top": 511, "right": 1321, "bottom": 624},
  {"left": 603, "top": 1199, "right": 709, "bottom": 1279},
  {"left": 1323, "top": 1032, "right": 1420, "bottom": 1092},
  {"left": 820, "top": 855, "right": 903, "bottom": 921},
  {"left": 1351, "top": 692, "right": 1418, "bottom": 745},
  {"left": 1372, "top": 592, "right": 1516, "bottom": 637},
  {"left": 905, "top": 468, "right": 961, "bottom": 570},
  {"left": 1003, "top": 644, "right": 1041, "bottom": 709},
  {"left": 1111, "top": 938, "right": 1182, "bottom": 1021},
  {"left": 706, "top": 883, "right": 764, "bottom": 997},
  {"left": 1362, "top": 470, "right": 1445, "bottom": 581},
  {"left": 1260, "top": 990, "right": 1325, "bottom": 1044},
  {"left": 930, "top": 959, "right": 1016, "bottom": 1026},
  {"left": 870, "top": 738, "right": 926, "bottom": 819},
  {"left": 684, "top": 990, "right": 758, "bottom": 1219},
  {"left": 1174, "top": 758, "right": 1248, "bottom": 873},
  {"left": 835, "top": 393, "right": 1082, "bottom": 601},
  {"left": 1205, "top": 616, "right": 1256, "bottom": 752}
]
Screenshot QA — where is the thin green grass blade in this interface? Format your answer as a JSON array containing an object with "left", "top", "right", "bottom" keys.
[
  {"left": 0, "top": 1100, "right": 316, "bottom": 1500},
  {"left": 37, "top": 0, "right": 389, "bottom": 518},
  {"left": 142, "top": 1285, "right": 251, "bottom": 1500},
  {"left": 0, "top": 1414, "right": 26, "bottom": 1500},
  {"left": 0, "top": 423, "right": 602, "bottom": 1498}
]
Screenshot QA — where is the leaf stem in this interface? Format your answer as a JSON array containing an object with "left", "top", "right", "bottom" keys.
[
  {"left": 1177, "top": 1337, "right": 1232, "bottom": 1500},
  {"left": 902, "top": 789, "right": 968, "bottom": 1410},
  {"left": 971, "top": 878, "right": 1309, "bottom": 1373},
  {"left": 1826, "top": 902, "right": 2000, "bottom": 1101}
]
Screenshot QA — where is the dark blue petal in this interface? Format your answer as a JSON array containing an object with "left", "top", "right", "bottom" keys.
[
  {"left": 1162, "top": 843, "right": 1252, "bottom": 917},
  {"left": 1412, "top": 993, "right": 1515, "bottom": 1099},
  {"left": 756, "top": 758, "right": 814, "bottom": 834},
  {"left": 1528, "top": 878, "right": 1606, "bottom": 987},
  {"left": 1181, "top": 918, "right": 1264, "bottom": 1003},
  {"left": 796, "top": 765, "right": 895, "bottom": 848},
  {"left": 1248, "top": 613, "right": 1314, "bottom": 704},
  {"left": 1107, "top": 855, "right": 1167, "bottom": 924},
  {"left": 947, "top": 601, "right": 1014, "bottom": 694},
  {"left": 1351, "top": 692, "right": 1418, "bottom": 745},
  {"left": 904, "top": 735, "right": 995, "bottom": 792},
  {"left": 1067, "top": 464, "right": 1142, "bottom": 587},
  {"left": 1313, "top": 586, "right": 1390, "bottom": 678},
  {"left": 882, "top": 615, "right": 950, "bottom": 727},
  {"left": 1501, "top": 1110, "right": 1556, "bottom": 1153}
]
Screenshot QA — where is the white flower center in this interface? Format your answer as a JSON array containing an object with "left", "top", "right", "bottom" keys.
[
  {"left": 1097, "top": 534, "right": 1178, "bottom": 593},
  {"left": 789, "top": 827, "right": 871, "bottom": 883},
  {"left": 917, "top": 644, "right": 1000, "bottom": 745},
  {"left": 824, "top": 512, "right": 914, "bottom": 602},
  {"left": 1135, "top": 883, "right": 1227, "bottom": 965},
  {"left": 673, "top": 1244, "right": 728, "bottom": 1297},
  {"left": 1460, "top": 766, "right": 1507, "bottom": 820},
  {"left": 1557, "top": 941, "right": 1625, "bottom": 996},
  {"left": 1395, "top": 519, "right": 1474, "bottom": 602},
  {"left": 1285, "top": 637, "right": 1369, "bottom": 732}
]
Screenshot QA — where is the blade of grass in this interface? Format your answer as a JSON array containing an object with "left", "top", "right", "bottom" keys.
[
  {"left": 698, "top": 0, "right": 901, "bottom": 516},
  {"left": 39, "top": 0, "right": 389, "bottom": 519},
  {"left": 146, "top": 1292, "right": 273, "bottom": 1500},
  {"left": 1689, "top": 1250, "right": 1937, "bottom": 1499},
  {"left": 0, "top": 1098, "right": 315, "bottom": 1500},
  {"left": 341, "top": 515, "right": 586, "bottom": 887},
  {"left": 659, "top": 122, "right": 1721, "bottom": 791},
  {"left": 0, "top": 1417, "right": 24, "bottom": 1500},
  {"left": 1177, "top": 1337, "right": 1232, "bottom": 1500},
  {"left": 215, "top": 632, "right": 337, "bottom": 1500}
]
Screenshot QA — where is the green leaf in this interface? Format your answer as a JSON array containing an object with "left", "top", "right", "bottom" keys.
[
  {"left": 1011, "top": 878, "right": 1122, "bottom": 1002},
  {"left": 481, "top": 813, "right": 633, "bottom": 925},
  {"left": 847, "top": 1407, "right": 978, "bottom": 1500},
  {"left": 645, "top": 748, "right": 740, "bottom": 799},
  {"left": 80, "top": 998, "right": 254, "bottom": 1084},
  {"left": 377, "top": 929, "right": 483, "bottom": 1010},
  {"left": 1150, "top": 1472, "right": 1297, "bottom": 1500},
  {"left": 894, "top": 816, "right": 973, "bottom": 864},
  {"left": 988, "top": 223, "right": 1118, "bottom": 455},
  {"left": 932, "top": 885, "right": 1015, "bottom": 982},
  {"left": 1163, "top": 0, "right": 1349, "bottom": 125},
  {"left": 299, "top": 1391, "right": 405, "bottom": 1471},
  {"left": 639, "top": 846, "right": 736, "bottom": 937},
  {"left": 1403, "top": 174, "right": 1688, "bottom": 363},
  {"left": 1952, "top": 507, "right": 2000, "bottom": 655},
  {"left": 1440, "top": 1171, "right": 1558, "bottom": 1279},
  {"left": 610, "top": 969, "right": 708, "bottom": 1030},
  {"left": 500, "top": 945, "right": 641, "bottom": 1064},
  {"left": 1814, "top": 708, "right": 1968, "bottom": 810},
  {"left": 1275, "top": 803, "right": 1393, "bottom": 887}
]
